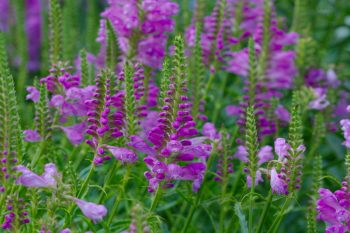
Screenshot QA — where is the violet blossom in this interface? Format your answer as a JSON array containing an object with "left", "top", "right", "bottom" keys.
[
  {"left": 340, "top": 106, "right": 350, "bottom": 149},
  {"left": 72, "top": 198, "right": 108, "bottom": 223},
  {"left": 234, "top": 145, "right": 273, "bottom": 187},
  {"left": 16, "top": 163, "right": 60, "bottom": 188},
  {"left": 316, "top": 185, "right": 350, "bottom": 233},
  {"left": 26, "top": 86, "right": 40, "bottom": 102}
]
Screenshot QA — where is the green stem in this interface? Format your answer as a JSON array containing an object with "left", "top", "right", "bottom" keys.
[
  {"left": 150, "top": 186, "right": 163, "bottom": 211},
  {"left": 256, "top": 191, "right": 273, "bottom": 233},
  {"left": 98, "top": 161, "right": 120, "bottom": 203},
  {"left": 107, "top": 166, "right": 131, "bottom": 225},
  {"left": 248, "top": 176, "right": 255, "bottom": 233},
  {"left": 212, "top": 72, "right": 230, "bottom": 124},
  {"left": 180, "top": 143, "right": 217, "bottom": 233},
  {"left": 267, "top": 197, "right": 291, "bottom": 233},
  {"left": 77, "top": 164, "right": 95, "bottom": 198},
  {"left": 180, "top": 189, "right": 203, "bottom": 233},
  {"left": 31, "top": 141, "right": 46, "bottom": 167}
]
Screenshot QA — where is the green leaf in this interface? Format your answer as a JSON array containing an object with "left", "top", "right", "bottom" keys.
[{"left": 234, "top": 202, "right": 249, "bottom": 233}]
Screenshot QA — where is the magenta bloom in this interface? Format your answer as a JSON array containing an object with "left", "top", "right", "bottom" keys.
[
  {"left": 26, "top": 86, "right": 40, "bottom": 102},
  {"left": 317, "top": 186, "right": 350, "bottom": 233},
  {"left": 16, "top": 163, "right": 59, "bottom": 188},
  {"left": 270, "top": 168, "right": 288, "bottom": 195},
  {"left": 106, "top": 146, "right": 138, "bottom": 164},
  {"left": 61, "top": 123, "right": 87, "bottom": 145},
  {"left": 274, "top": 138, "right": 290, "bottom": 160},
  {"left": 23, "top": 129, "right": 41, "bottom": 142},
  {"left": 274, "top": 105, "right": 290, "bottom": 122},
  {"left": 73, "top": 198, "right": 107, "bottom": 223},
  {"left": 340, "top": 119, "right": 350, "bottom": 148}
]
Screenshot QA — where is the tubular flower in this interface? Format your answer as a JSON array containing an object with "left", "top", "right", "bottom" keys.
[
  {"left": 316, "top": 184, "right": 350, "bottom": 233},
  {"left": 16, "top": 163, "right": 60, "bottom": 188},
  {"left": 72, "top": 198, "right": 108, "bottom": 223}
]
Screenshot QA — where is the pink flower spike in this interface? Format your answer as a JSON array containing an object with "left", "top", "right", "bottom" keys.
[{"left": 73, "top": 198, "right": 107, "bottom": 223}]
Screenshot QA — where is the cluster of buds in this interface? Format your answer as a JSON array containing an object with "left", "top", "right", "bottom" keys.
[{"left": 2, "top": 196, "right": 29, "bottom": 230}]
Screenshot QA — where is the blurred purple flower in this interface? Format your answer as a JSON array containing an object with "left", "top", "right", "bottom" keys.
[
  {"left": 26, "top": 86, "right": 40, "bottom": 102},
  {"left": 316, "top": 187, "right": 350, "bottom": 232},
  {"left": 73, "top": 198, "right": 107, "bottom": 223},
  {"left": 23, "top": 129, "right": 41, "bottom": 142},
  {"left": 106, "top": 146, "right": 138, "bottom": 164},
  {"left": 274, "top": 105, "right": 290, "bottom": 122},
  {"left": 309, "top": 88, "right": 329, "bottom": 110},
  {"left": 270, "top": 168, "right": 288, "bottom": 195},
  {"left": 60, "top": 123, "right": 87, "bottom": 145},
  {"left": 16, "top": 163, "right": 59, "bottom": 188}
]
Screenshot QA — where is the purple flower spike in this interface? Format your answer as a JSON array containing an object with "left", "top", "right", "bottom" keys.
[
  {"left": 73, "top": 198, "right": 107, "bottom": 223},
  {"left": 316, "top": 186, "right": 350, "bottom": 232}
]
